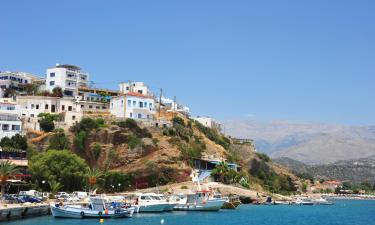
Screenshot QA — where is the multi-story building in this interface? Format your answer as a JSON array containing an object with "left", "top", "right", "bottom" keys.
[
  {"left": 110, "top": 92, "right": 155, "bottom": 120},
  {"left": 0, "top": 71, "right": 44, "bottom": 96},
  {"left": 0, "top": 98, "right": 22, "bottom": 139},
  {"left": 16, "top": 96, "right": 109, "bottom": 131},
  {"left": 193, "top": 116, "right": 222, "bottom": 132},
  {"left": 46, "top": 64, "right": 89, "bottom": 97},
  {"left": 119, "top": 81, "right": 151, "bottom": 96}
]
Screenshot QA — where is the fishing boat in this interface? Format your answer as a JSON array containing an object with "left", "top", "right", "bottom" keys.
[
  {"left": 153, "top": 194, "right": 177, "bottom": 211},
  {"left": 173, "top": 189, "right": 226, "bottom": 211},
  {"left": 220, "top": 194, "right": 241, "bottom": 209},
  {"left": 50, "top": 197, "right": 134, "bottom": 218},
  {"left": 135, "top": 193, "right": 171, "bottom": 213}
]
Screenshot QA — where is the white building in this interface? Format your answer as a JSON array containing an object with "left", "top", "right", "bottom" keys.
[
  {"left": 16, "top": 96, "right": 109, "bottom": 131},
  {"left": 46, "top": 64, "right": 89, "bottom": 97},
  {"left": 119, "top": 81, "right": 151, "bottom": 96},
  {"left": 161, "top": 96, "right": 190, "bottom": 116},
  {"left": 110, "top": 92, "right": 155, "bottom": 120},
  {"left": 193, "top": 116, "right": 222, "bottom": 132},
  {"left": 0, "top": 98, "right": 22, "bottom": 139},
  {"left": 0, "top": 71, "right": 44, "bottom": 95}
]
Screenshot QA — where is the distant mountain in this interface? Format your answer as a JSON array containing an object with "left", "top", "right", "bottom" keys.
[
  {"left": 223, "top": 120, "right": 375, "bottom": 164},
  {"left": 274, "top": 156, "right": 375, "bottom": 184}
]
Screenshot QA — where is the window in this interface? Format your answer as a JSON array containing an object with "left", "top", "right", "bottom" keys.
[
  {"left": 45, "top": 104, "right": 49, "bottom": 110},
  {"left": 128, "top": 100, "right": 131, "bottom": 106},
  {"left": 144, "top": 102, "right": 147, "bottom": 108},
  {"left": 147, "top": 115, "right": 150, "bottom": 119},
  {"left": 102, "top": 106, "right": 106, "bottom": 109},
  {"left": 138, "top": 114, "right": 142, "bottom": 119},
  {"left": 36, "top": 105, "right": 39, "bottom": 110},
  {"left": 81, "top": 105, "right": 84, "bottom": 108},
  {"left": 138, "top": 90, "right": 143, "bottom": 94},
  {"left": 30, "top": 114, "right": 34, "bottom": 117},
  {"left": 149, "top": 103, "right": 153, "bottom": 108},
  {"left": 133, "top": 101, "right": 136, "bottom": 106},
  {"left": 2, "top": 124, "right": 9, "bottom": 131},
  {"left": 49, "top": 81, "right": 55, "bottom": 86},
  {"left": 72, "top": 116, "right": 76, "bottom": 120},
  {"left": 130, "top": 113, "right": 133, "bottom": 118},
  {"left": 89, "top": 105, "right": 93, "bottom": 109},
  {"left": 121, "top": 100, "right": 124, "bottom": 105},
  {"left": 50, "top": 73, "right": 55, "bottom": 77},
  {"left": 31, "top": 104, "right": 34, "bottom": 109},
  {"left": 111, "top": 103, "right": 113, "bottom": 109},
  {"left": 68, "top": 106, "right": 72, "bottom": 111},
  {"left": 139, "top": 102, "right": 143, "bottom": 108},
  {"left": 62, "top": 105, "right": 65, "bottom": 111},
  {"left": 96, "top": 106, "right": 100, "bottom": 109}
]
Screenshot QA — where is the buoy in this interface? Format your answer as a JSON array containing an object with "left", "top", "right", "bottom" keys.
[
  {"left": 161, "top": 219, "right": 165, "bottom": 224},
  {"left": 100, "top": 218, "right": 104, "bottom": 223}
]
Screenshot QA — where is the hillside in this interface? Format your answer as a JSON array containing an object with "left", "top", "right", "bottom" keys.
[
  {"left": 27, "top": 115, "right": 303, "bottom": 195},
  {"left": 274, "top": 157, "right": 375, "bottom": 184},
  {"left": 223, "top": 120, "right": 375, "bottom": 164}
]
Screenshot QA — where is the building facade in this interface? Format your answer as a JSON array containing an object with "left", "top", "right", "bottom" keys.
[
  {"left": 119, "top": 81, "right": 151, "bottom": 96},
  {"left": 0, "top": 98, "right": 22, "bottom": 139},
  {"left": 110, "top": 92, "right": 155, "bottom": 120},
  {"left": 193, "top": 116, "right": 222, "bottom": 132},
  {"left": 0, "top": 71, "right": 44, "bottom": 96},
  {"left": 46, "top": 64, "right": 89, "bottom": 96}
]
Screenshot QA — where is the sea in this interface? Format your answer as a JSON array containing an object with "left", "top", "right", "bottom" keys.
[{"left": 8, "top": 200, "right": 375, "bottom": 225}]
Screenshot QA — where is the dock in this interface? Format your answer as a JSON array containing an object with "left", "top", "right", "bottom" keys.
[{"left": 0, "top": 203, "right": 49, "bottom": 222}]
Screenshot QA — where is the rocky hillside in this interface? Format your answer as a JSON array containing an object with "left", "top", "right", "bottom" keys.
[
  {"left": 223, "top": 120, "right": 375, "bottom": 164},
  {"left": 274, "top": 157, "right": 375, "bottom": 184},
  {"left": 28, "top": 115, "right": 303, "bottom": 195}
]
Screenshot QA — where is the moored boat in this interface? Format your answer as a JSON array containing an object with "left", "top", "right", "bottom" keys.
[
  {"left": 135, "top": 193, "right": 171, "bottom": 213},
  {"left": 50, "top": 196, "right": 134, "bottom": 218},
  {"left": 173, "top": 189, "right": 226, "bottom": 211}
]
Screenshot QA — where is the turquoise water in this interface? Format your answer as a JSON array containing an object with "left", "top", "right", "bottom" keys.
[{"left": 8, "top": 200, "right": 375, "bottom": 225}]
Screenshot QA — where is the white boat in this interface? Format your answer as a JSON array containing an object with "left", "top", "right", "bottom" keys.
[
  {"left": 50, "top": 197, "right": 134, "bottom": 218},
  {"left": 173, "top": 190, "right": 226, "bottom": 211},
  {"left": 312, "top": 197, "right": 334, "bottom": 205},
  {"left": 153, "top": 194, "right": 177, "bottom": 211},
  {"left": 294, "top": 197, "right": 314, "bottom": 205},
  {"left": 135, "top": 193, "right": 171, "bottom": 213}
]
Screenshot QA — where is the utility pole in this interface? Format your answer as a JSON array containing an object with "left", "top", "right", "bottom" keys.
[
  {"left": 173, "top": 96, "right": 176, "bottom": 115},
  {"left": 158, "top": 88, "right": 163, "bottom": 120}
]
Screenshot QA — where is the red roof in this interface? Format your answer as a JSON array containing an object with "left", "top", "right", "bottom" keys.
[{"left": 125, "top": 92, "right": 152, "bottom": 99}]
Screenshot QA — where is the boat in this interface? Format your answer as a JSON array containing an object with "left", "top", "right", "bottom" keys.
[
  {"left": 312, "top": 197, "right": 334, "bottom": 205},
  {"left": 173, "top": 189, "right": 227, "bottom": 211},
  {"left": 153, "top": 194, "right": 177, "bottom": 211},
  {"left": 221, "top": 195, "right": 241, "bottom": 209},
  {"left": 135, "top": 193, "right": 171, "bottom": 213},
  {"left": 293, "top": 197, "right": 314, "bottom": 205},
  {"left": 50, "top": 196, "right": 134, "bottom": 218},
  {"left": 263, "top": 196, "right": 274, "bottom": 205}
]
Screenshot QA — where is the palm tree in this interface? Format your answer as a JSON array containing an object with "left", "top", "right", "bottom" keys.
[
  {"left": 48, "top": 180, "right": 63, "bottom": 197},
  {"left": 86, "top": 167, "right": 103, "bottom": 192},
  {"left": 0, "top": 160, "right": 19, "bottom": 199},
  {"left": 212, "top": 162, "right": 230, "bottom": 183}
]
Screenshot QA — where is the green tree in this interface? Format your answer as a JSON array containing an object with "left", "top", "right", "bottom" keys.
[
  {"left": 86, "top": 167, "right": 104, "bottom": 191},
  {"left": 48, "top": 129, "right": 70, "bottom": 150},
  {"left": 52, "top": 87, "right": 63, "bottom": 97},
  {"left": 30, "top": 150, "right": 89, "bottom": 192},
  {"left": 38, "top": 113, "right": 60, "bottom": 132},
  {"left": 48, "top": 180, "right": 63, "bottom": 197},
  {"left": 0, "top": 160, "right": 19, "bottom": 199}
]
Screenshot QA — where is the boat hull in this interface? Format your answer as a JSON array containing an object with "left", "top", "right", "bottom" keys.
[
  {"left": 50, "top": 205, "right": 133, "bottom": 219},
  {"left": 174, "top": 199, "right": 226, "bottom": 211},
  {"left": 138, "top": 203, "right": 169, "bottom": 213}
]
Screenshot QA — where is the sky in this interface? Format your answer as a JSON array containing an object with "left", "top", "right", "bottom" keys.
[{"left": 1, "top": 0, "right": 374, "bottom": 125}]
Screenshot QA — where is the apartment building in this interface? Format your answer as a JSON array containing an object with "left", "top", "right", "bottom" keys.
[
  {"left": 46, "top": 64, "right": 89, "bottom": 97},
  {"left": 193, "top": 116, "right": 222, "bottom": 132},
  {"left": 110, "top": 92, "right": 155, "bottom": 120},
  {"left": 0, "top": 98, "right": 22, "bottom": 139},
  {"left": 0, "top": 71, "right": 44, "bottom": 95}
]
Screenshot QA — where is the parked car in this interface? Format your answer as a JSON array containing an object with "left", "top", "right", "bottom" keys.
[
  {"left": 73, "top": 191, "right": 89, "bottom": 200},
  {"left": 19, "top": 190, "right": 42, "bottom": 199},
  {"left": 17, "top": 195, "right": 42, "bottom": 203},
  {"left": 56, "top": 194, "right": 79, "bottom": 202}
]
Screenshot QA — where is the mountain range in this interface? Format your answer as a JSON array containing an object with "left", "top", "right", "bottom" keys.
[{"left": 223, "top": 120, "right": 375, "bottom": 165}]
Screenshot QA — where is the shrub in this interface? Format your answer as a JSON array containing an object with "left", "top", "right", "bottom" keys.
[
  {"left": 0, "top": 134, "right": 28, "bottom": 150},
  {"left": 93, "top": 144, "right": 102, "bottom": 160},
  {"left": 128, "top": 135, "right": 142, "bottom": 149},
  {"left": 180, "top": 185, "right": 188, "bottom": 189},
  {"left": 256, "top": 152, "right": 271, "bottom": 162},
  {"left": 118, "top": 119, "right": 151, "bottom": 138},
  {"left": 172, "top": 117, "right": 185, "bottom": 127},
  {"left": 194, "top": 121, "right": 230, "bottom": 149},
  {"left": 74, "top": 131, "right": 88, "bottom": 151},
  {"left": 48, "top": 129, "right": 70, "bottom": 150}
]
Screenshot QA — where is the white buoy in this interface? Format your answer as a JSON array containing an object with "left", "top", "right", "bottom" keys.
[{"left": 161, "top": 219, "right": 165, "bottom": 224}]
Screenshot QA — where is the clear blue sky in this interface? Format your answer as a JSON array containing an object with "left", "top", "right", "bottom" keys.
[{"left": 1, "top": 0, "right": 374, "bottom": 125}]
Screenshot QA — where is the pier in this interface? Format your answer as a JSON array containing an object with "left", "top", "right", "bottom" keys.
[{"left": 0, "top": 203, "right": 49, "bottom": 222}]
